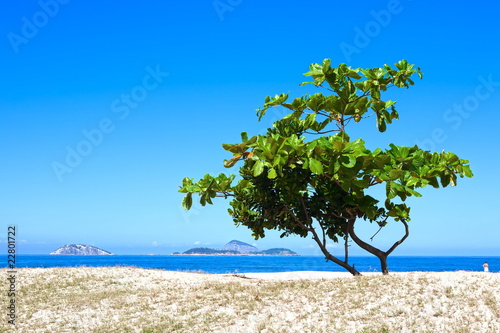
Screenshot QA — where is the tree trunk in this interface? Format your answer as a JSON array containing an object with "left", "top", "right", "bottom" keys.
[
  {"left": 347, "top": 218, "right": 409, "bottom": 275},
  {"left": 311, "top": 233, "right": 361, "bottom": 276},
  {"left": 378, "top": 255, "right": 389, "bottom": 275},
  {"left": 286, "top": 200, "right": 362, "bottom": 276},
  {"left": 325, "top": 252, "right": 362, "bottom": 276}
]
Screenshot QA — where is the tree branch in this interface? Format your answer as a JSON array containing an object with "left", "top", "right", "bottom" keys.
[
  {"left": 282, "top": 205, "right": 314, "bottom": 233},
  {"left": 348, "top": 218, "right": 384, "bottom": 257},
  {"left": 344, "top": 234, "right": 349, "bottom": 264},
  {"left": 299, "top": 196, "right": 313, "bottom": 226},
  {"left": 369, "top": 226, "right": 383, "bottom": 241},
  {"left": 322, "top": 223, "right": 327, "bottom": 249},
  {"left": 385, "top": 218, "right": 410, "bottom": 256},
  {"left": 304, "top": 129, "right": 340, "bottom": 135},
  {"left": 215, "top": 191, "right": 234, "bottom": 198}
]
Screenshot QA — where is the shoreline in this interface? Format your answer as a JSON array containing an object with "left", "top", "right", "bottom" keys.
[
  {"left": 5, "top": 265, "right": 495, "bottom": 276},
  {"left": 234, "top": 270, "right": 497, "bottom": 280}
]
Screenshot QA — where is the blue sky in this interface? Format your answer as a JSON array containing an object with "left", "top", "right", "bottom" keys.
[{"left": 1, "top": 0, "right": 499, "bottom": 256}]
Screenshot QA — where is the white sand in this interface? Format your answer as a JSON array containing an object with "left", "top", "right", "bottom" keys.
[{"left": 2, "top": 267, "right": 498, "bottom": 332}]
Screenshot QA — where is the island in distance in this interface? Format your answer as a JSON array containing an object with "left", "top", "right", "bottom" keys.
[
  {"left": 50, "top": 244, "right": 113, "bottom": 255},
  {"left": 175, "top": 240, "right": 299, "bottom": 256}
]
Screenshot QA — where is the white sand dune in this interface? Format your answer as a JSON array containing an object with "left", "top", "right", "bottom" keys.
[{"left": 2, "top": 267, "right": 499, "bottom": 332}]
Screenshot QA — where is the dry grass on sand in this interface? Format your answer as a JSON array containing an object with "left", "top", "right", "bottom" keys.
[{"left": 1, "top": 267, "right": 499, "bottom": 332}]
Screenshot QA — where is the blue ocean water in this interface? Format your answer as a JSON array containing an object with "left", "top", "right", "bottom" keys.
[{"left": 10, "top": 255, "right": 499, "bottom": 274}]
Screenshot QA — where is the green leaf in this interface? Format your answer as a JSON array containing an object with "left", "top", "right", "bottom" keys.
[
  {"left": 341, "top": 154, "right": 356, "bottom": 168},
  {"left": 440, "top": 173, "right": 451, "bottom": 187},
  {"left": 347, "top": 70, "right": 362, "bottom": 79},
  {"left": 376, "top": 117, "right": 387, "bottom": 132},
  {"left": 253, "top": 160, "right": 265, "bottom": 177},
  {"left": 181, "top": 177, "right": 191, "bottom": 187},
  {"left": 388, "top": 169, "right": 404, "bottom": 180},
  {"left": 307, "top": 93, "right": 325, "bottom": 111},
  {"left": 268, "top": 167, "right": 277, "bottom": 179},
  {"left": 322, "top": 58, "right": 331, "bottom": 73},
  {"left": 386, "top": 182, "right": 397, "bottom": 200},
  {"left": 305, "top": 112, "right": 317, "bottom": 128},
  {"left": 241, "top": 132, "right": 248, "bottom": 142},
  {"left": 187, "top": 185, "right": 201, "bottom": 192},
  {"left": 428, "top": 177, "right": 440, "bottom": 188},
  {"left": 222, "top": 143, "right": 245, "bottom": 154},
  {"left": 395, "top": 59, "right": 408, "bottom": 70},
  {"left": 463, "top": 165, "right": 473, "bottom": 178},
  {"left": 404, "top": 186, "right": 422, "bottom": 197},
  {"left": 309, "top": 158, "right": 323, "bottom": 175},
  {"left": 182, "top": 193, "right": 193, "bottom": 210}
]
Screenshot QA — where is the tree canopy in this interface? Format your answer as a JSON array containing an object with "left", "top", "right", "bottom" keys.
[{"left": 179, "top": 59, "right": 473, "bottom": 275}]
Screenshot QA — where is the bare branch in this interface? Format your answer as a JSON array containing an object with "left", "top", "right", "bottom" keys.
[
  {"left": 304, "top": 129, "right": 340, "bottom": 135},
  {"left": 321, "top": 223, "right": 327, "bottom": 249},
  {"left": 346, "top": 91, "right": 371, "bottom": 104},
  {"left": 215, "top": 191, "right": 234, "bottom": 198},
  {"left": 369, "top": 226, "right": 383, "bottom": 241},
  {"left": 344, "top": 234, "right": 349, "bottom": 264},
  {"left": 317, "top": 84, "right": 335, "bottom": 93},
  {"left": 282, "top": 205, "right": 314, "bottom": 233},
  {"left": 348, "top": 218, "right": 384, "bottom": 257},
  {"left": 385, "top": 219, "right": 410, "bottom": 256},
  {"left": 299, "top": 196, "right": 312, "bottom": 225}
]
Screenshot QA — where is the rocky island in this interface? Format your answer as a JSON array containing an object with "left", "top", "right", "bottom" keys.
[
  {"left": 178, "top": 240, "right": 298, "bottom": 256},
  {"left": 50, "top": 244, "right": 113, "bottom": 255}
]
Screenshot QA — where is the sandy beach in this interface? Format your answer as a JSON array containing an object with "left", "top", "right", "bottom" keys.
[{"left": 1, "top": 267, "right": 499, "bottom": 332}]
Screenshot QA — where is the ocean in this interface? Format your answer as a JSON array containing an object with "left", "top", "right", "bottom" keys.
[{"left": 10, "top": 255, "right": 499, "bottom": 274}]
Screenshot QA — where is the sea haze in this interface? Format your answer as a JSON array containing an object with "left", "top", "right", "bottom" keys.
[{"left": 14, "top": 255, "right": 499, "bottom": 274}]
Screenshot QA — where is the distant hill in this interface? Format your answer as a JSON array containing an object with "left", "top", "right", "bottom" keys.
[
  {"left": 50, "top": 244, "right": 113, "bottom": 255},
  {"left": 182, "top": 247, "right": 239, "bottom": 255},
  {"left": 179, "top": 240, "right": 298, "bottom": 256},
  {"left": 260, "top": 248, "right": 298, "bottom": 256},
  {"left": 222, "top": 240, "right": 259, "bottom": 253}
]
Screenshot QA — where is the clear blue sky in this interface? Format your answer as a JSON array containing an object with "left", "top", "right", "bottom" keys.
[{"left": 1, "top": 1, "right": 499, "bottom": 255}]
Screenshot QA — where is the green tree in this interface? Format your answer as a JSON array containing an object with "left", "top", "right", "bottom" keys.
[{"left": 179, "top": 59, "right": 473, "bottom": 275}]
